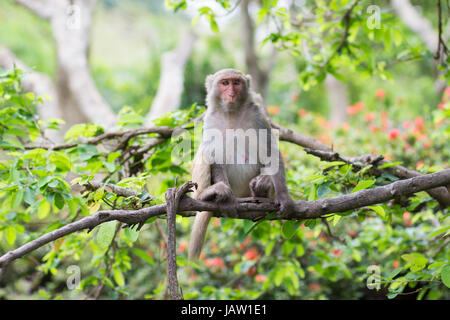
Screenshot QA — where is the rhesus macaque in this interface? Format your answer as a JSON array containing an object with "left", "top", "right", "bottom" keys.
[{"left": 188, "top": 69, "right": 294, "bottom": 259}]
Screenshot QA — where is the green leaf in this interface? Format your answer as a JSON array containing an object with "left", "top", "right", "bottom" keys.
[
  {"left": 96, "top": 221, "right": 116, "bottom": 251},
  {"left": 441, "top": 265, "right": 450, "bottom": 288},
  {"left": 427, "top": 225, "right": 450, "bottom": 239},
  {"left": 124, "top": 226, "right": 139, "bottom": 243},
  {"left": 37, "top": 200, "right": 51, "bottom": 219},
  {"left": 5, "top": 226, "right": 16, "bottom": 244},
  {"left": 316, "top": 182, "right": 331, "bottom": 198},
  {"left": 368, "top": 205, "right": 385, "bottom": 218},
  {"left": 54, "top": 193, "right": 65, "bottom": 210},
  {"left": 351, "top": 180, "right": 375, "bottom": 193},
  {"left": 12, "top": 188, "right": 24, "bottom": 208},
  {"left": 49, "top": 152, "right": 73, "bottom": 172},
  {"left": 281, "top": 220, "right": 301, "bottom": 239},
  {"left": 132, "top": 248, "right": 154, "bottom": 265},
  {"left": 113, "top": 267, "right": 125, "bottom": 287},
  {"left": 401, "top": 253, "right": 428, "bottom": 271},
  {"left": 320, "top": 161, "right": 345, "bottom": 169}
]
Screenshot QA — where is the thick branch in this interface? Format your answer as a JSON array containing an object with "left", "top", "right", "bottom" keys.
[
  {"left": 272, "top": 120, "right": 332, "bottom": 151},
  {"left": 303, "top": 148, "right": 450, "bottom": 207},
  {"left": 1, "top": 169, "right": 449, "bottom": 271},
  {"left": 272, "top": 119, "right": 449, "bottom": 206}
]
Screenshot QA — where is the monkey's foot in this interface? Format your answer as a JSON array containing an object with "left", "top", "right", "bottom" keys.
[{"left": 275, "top": 196, "right": 295, "bottom": 218}]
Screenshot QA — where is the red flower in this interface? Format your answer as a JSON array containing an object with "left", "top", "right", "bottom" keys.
[
  {"left": 298, "top": 108, "right": 308, "bottom": 116},
  {"left": 243, "top": 247, "right": 259, "bottom": 260},
  {"left": 309, "top": 283, "right": 321, "bottom": 291},
  {"left": 403, "top": 121, "right": 413, "bottom": 129},
  {"left": 403, "top": 211, "right": 411, "bottom": 220},
  {"left": 393, "top": 261, "right": 400, "bottom": 269},
  {"left": 348, "top": 230, "right": 357, "bottom": 238},
  {"left": 213, "top": 218, "right": 221, "bottom": 227},
  {"left": 375, "top": 89, "right": 386, "bottom": 99},
  {"left": 255, "top": 274, "right": 266, "bottom": 282},
  {"left": 346, "top": 105, "right": 358, "bottom": 115},
  {"left": 445, "top": 86, "right": 450, "bottom": 97},
  {"left": 331, "top": 249, "right": 342, "bottom": 257},
  {"left": 414, "top": 117, "right": 425, "bottom": 130},
  {"left": 403, "top": 211, "right": 413, "bottom": 227},
  {"left": 267, "top": 106, "right": 280, "bottom": 115},
  {"left": 354, "top": 101, "right": 365, "bottom": 111},
  {"left": 239, "top": 236, "right": 251, "bottom": 250},
  {"left": 388, "top": 128, "right": 400, "bottom": 140},
  {"left": 341, "top": 122, "right": 350, "bottom": 131},
  {"left": 370, "top": 124, "right": 379, "bottom": 133},
  {"left": 204, "top": 257, "right": 225, "bottom": 269},
  {"left": 365, "top": 112, "right": 375, "bottom": 122},
  {"left": 178, "top": 241, "right": 188, "bottom": 253},
  {"left": 347, "top": 102, "right": 365, "bottom": 115}
]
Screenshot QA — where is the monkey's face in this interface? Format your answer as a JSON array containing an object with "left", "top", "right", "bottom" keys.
[{"left": 217, "top": 76, "right": 246, "bottom": 111}]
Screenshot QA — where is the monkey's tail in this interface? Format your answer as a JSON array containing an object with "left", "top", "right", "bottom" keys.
[{"left": 188, "top": 211, "right": 213, "bottom": 260}]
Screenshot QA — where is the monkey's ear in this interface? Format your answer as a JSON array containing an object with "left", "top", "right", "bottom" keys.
[
  {"left": 205, "top": 74, "right": 215, "bottom": 92},
  {"left": 245, "top": 74, "right": 252, "bottom": 88}
]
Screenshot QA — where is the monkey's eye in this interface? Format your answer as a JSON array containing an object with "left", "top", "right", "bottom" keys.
[
  {"left": 233, "top": 79, "right": 241, "bottom": 86},
  {"left": 221, "top": 80, "right": 230, "bottom": 86}
]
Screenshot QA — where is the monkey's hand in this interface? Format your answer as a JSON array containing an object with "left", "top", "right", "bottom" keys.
[
  {"left": 199, "top": 182, "right": 239, "bottom": 217},
  {"left": 199, "top": 181, "right": 234, "bottom": 202},
  {"left": 275, "top": 193, "right": 295, "bottom": 218}
]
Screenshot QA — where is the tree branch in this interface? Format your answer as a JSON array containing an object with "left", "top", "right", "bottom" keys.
[
  {"left": 323, "top": 0, "right": 361, "bottom": 66},
  {"left": 24, "top": 126, "right": 177, "bottom": 151},
  {"left": 164, "top": 182, "right": 195, "bottom": 300},
  {"left": 85, "top": 181, "right": 143, "bottom": 198},
  {"left": 272, "top": 121, "right": 450, "bottom": 207},
  {"left": 1, "top": 168, "right": 449, "bottom": 273}
]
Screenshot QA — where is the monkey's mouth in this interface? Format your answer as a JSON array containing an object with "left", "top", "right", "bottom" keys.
[{"left": 224, "top": 95, "right": 238, "bottom": 103}]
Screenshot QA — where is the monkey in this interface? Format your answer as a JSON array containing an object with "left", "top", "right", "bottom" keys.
[{"left": 188, "top": 68, "right": 294, "bottom": 260}]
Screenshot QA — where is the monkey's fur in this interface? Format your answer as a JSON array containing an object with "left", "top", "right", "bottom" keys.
[{"left": 188, "top": 69, "right": 293, "bottom": 259}]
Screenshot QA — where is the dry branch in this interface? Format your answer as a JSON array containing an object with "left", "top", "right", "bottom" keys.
[
  {"left": 1, "top": 168, "right": 449, "bottom": 273},
  {"left": 164, "top": 182, "right": 196, "bottom": 300},
  {"left": 273, "top": 121, "right": 450, "bottom": 206}
]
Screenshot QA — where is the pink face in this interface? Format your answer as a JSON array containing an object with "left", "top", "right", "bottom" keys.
[{"left": 217, "top": 76, "right": 244, "bottom": 104}]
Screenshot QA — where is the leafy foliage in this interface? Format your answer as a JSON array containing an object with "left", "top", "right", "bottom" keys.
[{"left": 0, "top": 0, "right": 449, "bottom": 300}]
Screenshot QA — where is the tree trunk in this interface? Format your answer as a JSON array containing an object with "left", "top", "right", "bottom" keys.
[
  {"left": 146, "top": 29, "right": 197, "bottom": 124},
  {"left": 2, "top": 0, "right": 117, "bottom": 136},
  {"left": 240, "top": 0, "right": 274, "bottom": 98},
  {"left": 325, "top": 74, "right": 349, "bottom": 126},
  {"left": 391, "top": 0, "right": 447, "bottom": 93}
]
